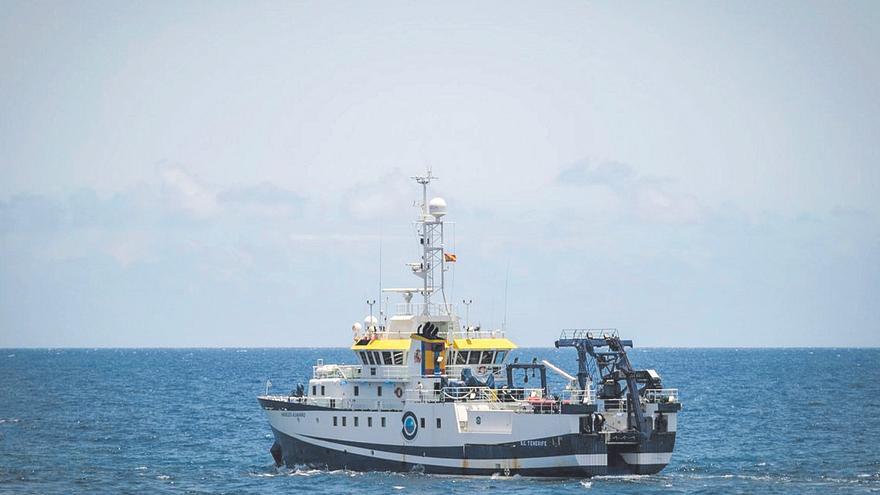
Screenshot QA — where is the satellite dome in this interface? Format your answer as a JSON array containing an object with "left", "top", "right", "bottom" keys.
[
  {"left": 364, "top": 315, "right": 378, "bottom": 328},
  {"left": 428, "top": 197, "right": 447, "bottom": 218}
]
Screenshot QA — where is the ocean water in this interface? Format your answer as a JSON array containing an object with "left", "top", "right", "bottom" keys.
[{"left": 1, "top": 347, "right": 878, "bottom": 494}]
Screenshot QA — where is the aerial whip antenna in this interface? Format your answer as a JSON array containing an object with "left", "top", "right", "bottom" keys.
[
  {"left": 502, "top": 260, "right": 510, "bottom": 332},
  {"left": 378, "top": 220, "right": 383, "bottom": 326}
]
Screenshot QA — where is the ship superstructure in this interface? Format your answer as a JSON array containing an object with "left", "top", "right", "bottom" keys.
[{"left": 258, "top": 171, "right": 681, "bottom": 477}]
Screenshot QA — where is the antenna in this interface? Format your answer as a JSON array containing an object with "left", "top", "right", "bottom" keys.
[
  {"left": 366, "top": 299, "right": 376, "bottom": 329},
  {"left": 410, "top": 167, "right": 438, "bottom": 216},
  {"left": 378, "top": 222, "right": 383, "bottom": 327},
  {"left": 450, "top": 222, "right": 455, "bottom": 303},
  {"left": 408, "top": 167, "right": 445, "bottom": 314},
  {"left": 462, "top": 299, "right": 473, "bottom": 330},
  {"left": 502, "top": 261, "right": 510, "bottom": 332}
]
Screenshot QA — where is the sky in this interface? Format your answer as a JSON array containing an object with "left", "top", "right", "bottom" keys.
[{"left": 1, "top": 1, "right": 878, "bottom": 347}]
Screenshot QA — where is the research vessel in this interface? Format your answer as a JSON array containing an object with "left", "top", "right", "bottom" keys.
[{"left": 258, "top": 171, "right": 681, "bottom": 477}]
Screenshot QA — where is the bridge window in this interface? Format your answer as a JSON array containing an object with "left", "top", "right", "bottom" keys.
[
  {"left": 373, "top": 352, "right": 382, "bottom": 364},
  {"left": 333, "top": 416, "right": 338, "bottom": 426},
  {"left": 368, "top": 417, "right": 373, "bottom": 427},
  {"left": 320, "top": 385, "right": 325, "bottom": 395},
  {"left": 366, "top": 352, "right": 376, "bottom": 365},
  {"left": 494, "top": 351, "right": 507, "bottom": 364},
  {"left": 354, "top": 417, "right": 359, "bottom": 427},
  {"left": 342, "top": 417, "right": 346, "bottom": 427},
  {"left": 468, "top": 352, "right": 480, "bottom": 365},
  {"left": 436, "top": 418, "right": 442, "bottom": 429},
  {"left": 377, "top": 386, "right": 383, "bottom": 397},
  {"left": 382, "top": 352, "right": 393, "bottom": 365},
  {"left": 455, "top": 352, "right": 468, "bottom": 365},
  {"left": 354, "top": 386, "right": 359, "bottom": 396},
  {"left": 358, "top": 352, "right": 367, "bottom": 364},
  {"left": 381, "top": 417, "right": 387, "bottom": 427},
  {"left": 312, "top": 385, "right": 316, "bottom": 395},
  {"left": 393, "top": 352, "right": 404, "bottom": 365},
  {"left": 480, "top": 351, "right": 494, "bottom": 364}
]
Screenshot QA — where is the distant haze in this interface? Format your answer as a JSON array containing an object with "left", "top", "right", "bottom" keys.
[{"left": 1, "top": 1, "right": 878, "bottom": 347}]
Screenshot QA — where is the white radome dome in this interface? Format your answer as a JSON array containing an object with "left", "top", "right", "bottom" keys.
[
  {"left": 364, "top": 315, "right": 378, "bottom": 327},
  {"left": 428, "top": 197, "right": 447, "bottom": 218}
]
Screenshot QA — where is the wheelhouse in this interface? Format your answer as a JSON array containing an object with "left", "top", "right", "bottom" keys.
[{"left": 351, "top": 339, "right": 409, "bottom": 366}]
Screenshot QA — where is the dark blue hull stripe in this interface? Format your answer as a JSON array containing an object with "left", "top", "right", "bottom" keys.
[
  {"left": 271, "top": 428, "right": 673, "bottom": 477},
  {"left": 259, "top": 397, "right": 344, "bottom": 412},
  {"left": 299, "top": 433, "right": 609, "bottom": 459}
]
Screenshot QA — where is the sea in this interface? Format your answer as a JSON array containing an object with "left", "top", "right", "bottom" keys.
[{"left": 1, "top": 348, "right": 878, "bottom": 494}]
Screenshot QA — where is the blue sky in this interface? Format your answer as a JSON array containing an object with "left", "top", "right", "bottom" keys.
[{"left": 1, "top": 1, "right": 878, "bottom": 347}]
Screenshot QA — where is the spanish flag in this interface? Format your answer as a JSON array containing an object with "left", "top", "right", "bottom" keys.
[{"left": 444, "top": 252, "right": 457, "bottom": 262}]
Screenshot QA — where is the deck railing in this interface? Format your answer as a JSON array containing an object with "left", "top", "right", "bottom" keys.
[
  {"left": 558, "top": 328, "right": 619, "bottom": 340},
  {"left": 266, "top": 386, "right": 604, "bottom": 414},
  {"left": 444, "top": 364, "right": 505, "bottom": 378},
  {"left": 404, "top": 386, "right": 545, "bottom": 405},
  {"left": 448, "top": 329, "right": 505, "bottom": 340},
  {"left": 643, "top": 388, "right": 679, "bottom": 403},
  {"left": 559, "top": 387, "right": 595, "bottom": 404},
  {"left": 602, "top": 398, "right": 628, "bottom": 412},
  {"left": 312, "top": 364, "right": 409, "bottom": 380},
  {"left": 394, "top": 302, "right": 455, "bottom": 316}
]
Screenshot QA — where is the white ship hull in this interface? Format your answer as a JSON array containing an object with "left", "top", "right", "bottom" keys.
[{"left": 259, "top": 396, "right": 677, "bottom": 477}]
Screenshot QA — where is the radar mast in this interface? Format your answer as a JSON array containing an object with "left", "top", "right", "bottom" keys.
[{"left": 410, "top": 169, "right": 449, "bottom": 315}]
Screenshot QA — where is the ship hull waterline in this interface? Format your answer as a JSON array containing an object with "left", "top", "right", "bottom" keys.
[{"left": 261, "top": 399, "right": 675, "bottom": 478}]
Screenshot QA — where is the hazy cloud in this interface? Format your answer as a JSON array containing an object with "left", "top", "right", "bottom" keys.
[
  {"left": 557, "top": 160, "right": 636, "bottom": 187},
  {"left": 218, "top": 182, "right": 304, "bottom": 207},
  {"left": 160, "top": 167, "right": 218, "bottom": 218},
  {"left": 554, "top": 160, "right": 704, "bottom": 224},
  {"left": 343, "top": 169, "right": 415, "bottom": 221},
  {"left": 218, "top": 182, "right": 305, "bottom": 219}
]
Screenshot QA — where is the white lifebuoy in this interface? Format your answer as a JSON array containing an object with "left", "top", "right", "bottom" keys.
[{"left": 394, "top": 387, "right": 404, "bottom": 398}]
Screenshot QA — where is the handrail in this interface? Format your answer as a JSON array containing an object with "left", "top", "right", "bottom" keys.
[
  {"left": 643, "top": 388, "right": 679, "bottom": 403},
  {"left": 559, "top": 387, "right": 595, "bottom": 404},
  {"left": 263, "top": 395, "right": 408, "bottom": 411},
  {"left": 602, "top": 398, "right": 628, "bottom": 412},
  {"left": 404, "top": 386, "right": 546, "bottom": 404},
  {"left": 312, "top": 364, "right": 410, "bottom": 380},
  {"left": 559, "top": 328, "right": 619, "bottom": 340},
  {"left": 394, "top": 302, "right": 455, "bottom": 316},
  {"left": 448, "top": 329, "right": 505, "bottom": 340}
]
